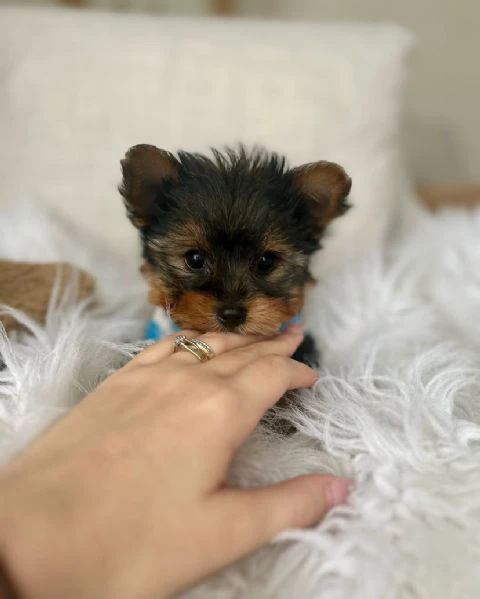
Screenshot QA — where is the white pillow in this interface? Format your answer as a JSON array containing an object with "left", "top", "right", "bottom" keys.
[{"left": 0, "top": 6, "right": 413, "bottom": 274}]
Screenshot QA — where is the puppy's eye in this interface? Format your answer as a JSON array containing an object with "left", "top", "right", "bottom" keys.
[
  {"left": 184, "top": 249, "right": 205, "bottom": 270},
  {"left": 257, "top": 252, "right": 277, "bottom": 274}
]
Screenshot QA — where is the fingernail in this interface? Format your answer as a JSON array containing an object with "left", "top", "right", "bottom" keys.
[
  {"left": 326, "top": 477, "right": 352, "bottom": 508},
  {"left": 285, "top": 324, "right": 304, "bottom": 335}
]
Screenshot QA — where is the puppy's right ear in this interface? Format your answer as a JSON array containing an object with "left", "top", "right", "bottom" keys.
[{"left": 119, "top": 144, "right": 179, "bottom": 228}]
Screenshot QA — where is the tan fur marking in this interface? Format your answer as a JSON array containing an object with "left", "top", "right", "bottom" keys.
[
  {"left": 171, "top": 292, "right": 219, "bottom": 332},
  {"left": 245, "top": 293, "right": 305, "bottom": 335},
  {"left": 141, "top": 262, "right": 171, "bottom": 307},
  {"left": 292, "top": 161, "right": 352, "bottom": 233},
  {"left": 262, "top": 231, "right": 308, "bottom": 281}
]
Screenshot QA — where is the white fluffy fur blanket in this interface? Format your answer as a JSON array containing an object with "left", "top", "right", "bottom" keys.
[{"left": 2, "top": 198, "right": 480, "bottom": 598}]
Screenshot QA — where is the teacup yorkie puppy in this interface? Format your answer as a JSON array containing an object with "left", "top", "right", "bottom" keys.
[{"left": 120, "top": 144, "right": 351, "bottom": 365}]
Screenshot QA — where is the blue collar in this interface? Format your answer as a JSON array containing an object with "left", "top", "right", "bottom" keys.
[
  {"left": 145, "top": 308, "right": 182, "bottom": 341},
  {"left": 145, "top": 307, "right": 303, "bottom": 341}
]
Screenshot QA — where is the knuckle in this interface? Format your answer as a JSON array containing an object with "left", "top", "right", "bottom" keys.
[
  {"left": 200, "top": 332, "right": 226, "bottom": 351},
  {"left": 156, "top": 366, "right": 196, "bottom": 396},
  {"left": 195, "top": 384, "right": 237, "bottom": 421},
  {"left": 199, "top": 332, "right": 221, "bottom": 342},
  {"left": 235, "top": 346, "right": 255, "bottom": 360},
  {"left": 201, "top": 331, "right": 240, "bottom": 348},
  {"left": 180, "top": 329, "right": 198, "bottom": 337}
]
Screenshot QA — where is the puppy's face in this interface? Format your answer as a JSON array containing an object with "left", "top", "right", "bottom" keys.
[{"left": 120, "top": 145, "right": 351, "bottom": 335}]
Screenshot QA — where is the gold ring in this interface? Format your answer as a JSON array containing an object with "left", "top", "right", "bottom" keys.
[{"left": 173, "top": 335, "right": 215, "bottom": 362}]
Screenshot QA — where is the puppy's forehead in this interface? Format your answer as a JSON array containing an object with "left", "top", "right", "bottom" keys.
[
  {"left": 167, "top": 219, "right": 207, "bottom": 249},
  {"left": 170, "top": 217, "right": 293, "bottom": 254},
  {"left": 147, "top": 219, "right": 206, "bottom": 257}
]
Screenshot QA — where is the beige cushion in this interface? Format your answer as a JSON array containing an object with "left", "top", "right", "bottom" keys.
[{"left": 0, "top": 6, "right": 413, "bottom": 273}]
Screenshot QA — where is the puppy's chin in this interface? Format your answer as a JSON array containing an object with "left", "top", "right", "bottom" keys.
[
  {"left": 244, "top": 295, "right": 305, "bottom": 336},
  {"left": 236, "top": 322, "right": 282, "bottom": 336},
  {"left": 172, "top": 312, "right": 298, "bottom": 336},
  {"left": 169, "top": 318, "right": 282, "bottom": 336}
]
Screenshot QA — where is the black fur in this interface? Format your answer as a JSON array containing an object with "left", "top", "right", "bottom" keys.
[
  {"left": 141, "top": 147, "right": 319, "bottom": 254},
  {"left": 120, "top": 145, "right": 351, "bottom": 343},
  {"left": 140, "top": 148, "right": 316, "bottom": 306}
]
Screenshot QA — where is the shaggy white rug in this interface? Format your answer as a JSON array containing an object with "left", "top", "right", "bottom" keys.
[{"left": 2, "top": 198, "right": 480, "bottom": 598}]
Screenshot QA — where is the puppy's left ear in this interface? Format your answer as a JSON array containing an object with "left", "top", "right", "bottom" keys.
[
  {"left": 290, "top": 161, "right": 352, "bottom": 237},
  {"left": 119, "top": 144, "right": 179, "bottom": 229}
]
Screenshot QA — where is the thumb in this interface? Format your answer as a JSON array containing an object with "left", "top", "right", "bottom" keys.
[{"left": 207, "top": 474, "right": 351, "bottom": 568}]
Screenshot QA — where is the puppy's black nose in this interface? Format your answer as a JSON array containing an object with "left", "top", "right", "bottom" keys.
[{"left": 217, "top": 306, "right": 247, "bottom": 328}]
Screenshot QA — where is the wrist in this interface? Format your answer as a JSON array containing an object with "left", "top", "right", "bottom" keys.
[
  {"left": 0, "top": 557, "right": 18, "bottom": 599},
  {"left": 0, "top": 464, "right": 78, "bottom": 599},
  {"left": 0, "top": 468, "right": 27, "bottom": 599}
]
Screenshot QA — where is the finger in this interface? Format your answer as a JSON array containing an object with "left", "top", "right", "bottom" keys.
[
  {"left": 206, "top": 475, "right": 351, "bottom": 570},
  {"left": 170, "top": 331, "right": 266, "bottom": 365},
  {"left": 206, "top": 324, "right": 304, "bottom": 375},
  {"left": 129, "top": 330, "right": 198, "bottom": 367},
  {"left": 232, "top": 355, "right": 318, "bottom": 430}
]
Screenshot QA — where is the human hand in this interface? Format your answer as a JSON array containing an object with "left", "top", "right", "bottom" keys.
[{"left": 0, "top": 326, "right": 350, "bottom": 599}]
